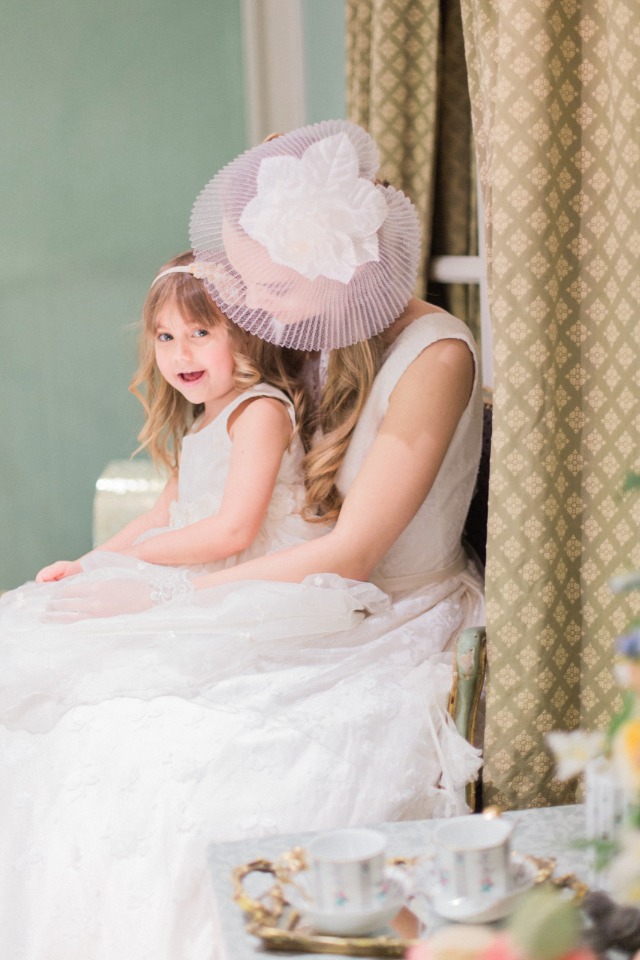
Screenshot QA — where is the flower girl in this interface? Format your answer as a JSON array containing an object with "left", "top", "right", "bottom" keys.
[{"left": 36, "top": 250, "right": 316, "bottom": 588}]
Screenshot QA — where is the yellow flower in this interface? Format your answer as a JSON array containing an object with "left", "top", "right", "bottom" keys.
[{"left": 613, "top": 718, "right": 640, "bottom": 793}]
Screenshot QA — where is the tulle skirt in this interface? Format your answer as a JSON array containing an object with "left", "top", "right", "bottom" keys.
[{"left": 0, "top": 555, "right": 483, "bottom": 960}]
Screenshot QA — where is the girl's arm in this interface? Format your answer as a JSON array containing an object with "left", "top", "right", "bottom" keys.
[
  {"left": 35, "top": 474, "right": 179, "bottom": 582},
  {"left": 115, "top": 396, "right": 293, "bottom": 567},
  {"left": 189, "top": 337, "right": 475, "bottom": 588}
]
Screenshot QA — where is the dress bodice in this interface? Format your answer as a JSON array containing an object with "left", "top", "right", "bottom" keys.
[
  {"left": 170, "top": 383, "right": 306, "bottom": 529},
  {"left": 337, "top": 312, "right": 482, "bottom": 588}
]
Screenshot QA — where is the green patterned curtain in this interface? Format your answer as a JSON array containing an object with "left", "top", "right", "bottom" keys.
[
  {"left": 347, "top": 0, "right": 640, "bottom": 811},
  {"left": 346, "top": 0, "right": 480, "bottom": 338},
  {"left": 461, "top": 0, "right": 640, "bottom": 808}
]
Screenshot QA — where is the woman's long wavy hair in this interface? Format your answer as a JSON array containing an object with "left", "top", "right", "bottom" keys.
[
  {"left": 130, "top": 252, "right": 309, "bottom": 471},
  {"left": 303, "top": 332, "right": 387, "bottom": 525}
]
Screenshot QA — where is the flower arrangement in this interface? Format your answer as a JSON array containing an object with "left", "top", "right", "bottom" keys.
[
  {"left": 546, "top": 471, "right": 640, "bottom": 904},
  {"left": 406, "top": 475, "right": 640, "bottom": 960},
  {"left": 406, "top": 886, "right": 596, "bottom": 960}
]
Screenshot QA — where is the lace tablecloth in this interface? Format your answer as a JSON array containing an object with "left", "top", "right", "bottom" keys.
[{"left": 207, "top": 804, "right": 589, "bottom": 960}]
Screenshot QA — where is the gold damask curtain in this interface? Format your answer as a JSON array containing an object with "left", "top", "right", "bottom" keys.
[
  {"left": 347, "top": 0, "right": 640, "bottom": 809},
  {"left": 346, "top": 0, "right": 479, "bottom": 334},
  {"left": 461, "top": 0, "right": 640, "bottom": 808}
]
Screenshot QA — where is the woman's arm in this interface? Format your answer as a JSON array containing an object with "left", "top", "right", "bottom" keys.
[
  {"left": 191, "top": 337, "right": 474, "bottom": 588},
  {"left": 116, "top": 396, "right": 293, "bottom": 567},
  {"left": 35, "top": 474, "right": 178, "bottom": 582},
  {"left": 43, "top": 338, "right": 475, "bottom": 621}
]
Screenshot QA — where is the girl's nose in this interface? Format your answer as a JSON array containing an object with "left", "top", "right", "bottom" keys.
[{"left": 176, "top": 338, "right": 194, "bottom": 362}]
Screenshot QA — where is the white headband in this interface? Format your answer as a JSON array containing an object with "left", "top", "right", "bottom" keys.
[{"left": 150, "top": 263, "right": 219, "bottom": 289}]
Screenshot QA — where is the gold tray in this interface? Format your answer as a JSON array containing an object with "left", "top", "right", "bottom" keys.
[
  {"left": 231, "top": 847, "right": 567, "bottom": 957},
  {"left": 232, "top": 848, "right": 420, "bottom": 956}
]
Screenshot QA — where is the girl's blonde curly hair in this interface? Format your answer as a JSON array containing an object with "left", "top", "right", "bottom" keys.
[{"left": 130, "top": 252, "right": 309, "bottom": 472}]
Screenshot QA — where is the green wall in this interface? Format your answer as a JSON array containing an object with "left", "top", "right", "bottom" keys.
[
  {"left": 302, "top": 0, "right": 346, "bottom": 122},
  {"left": 1, "top": 0, "right": 346, "bottom": 590},
  {"left": 0, "top": 0, "right": 245, "bottom": 589}
]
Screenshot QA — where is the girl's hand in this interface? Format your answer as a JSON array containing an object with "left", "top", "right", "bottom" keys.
[
  {"left": 42, "top": 565, "right": 193, "bottom": 622},
  {"left": 35, "top": 560, "right": 83, "bottom": 583},
  {"left": 44, "top": 579, "right": 154, "bottom": 622}
]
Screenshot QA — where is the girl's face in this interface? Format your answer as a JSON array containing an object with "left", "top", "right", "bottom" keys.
[{"left": 153, "top": 303, "right": 238, "bottom": 421}]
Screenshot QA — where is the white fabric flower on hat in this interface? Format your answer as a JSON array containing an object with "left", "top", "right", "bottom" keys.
[{"left": 239, "top": 133, "right": 388, "bottom": 284}]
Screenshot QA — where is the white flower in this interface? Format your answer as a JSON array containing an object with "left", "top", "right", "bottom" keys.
[
  {"left": 191, "top": 261, "right": 224, "bottom": 284},
  {"left": 192, "top": 259, "right": 244, "bottom": 302},
  {"left": 239, "top": 133, "right": 388, "bottom": 284},
  {"left": 546, "top": 729, "right": 606, "bottom": 781},
  {"left": 614, "top": 661, "right": 634, "bottom": 689},
  {"left": 265, "top": 486, "right": 297, "bottom": 522}
]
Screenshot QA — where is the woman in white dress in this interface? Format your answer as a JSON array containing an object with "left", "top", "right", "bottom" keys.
[{"left": 0, "top": 120, "right": 484, "bottom": 960}]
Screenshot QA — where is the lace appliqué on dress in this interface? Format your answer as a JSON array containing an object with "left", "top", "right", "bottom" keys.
[{"left": 149, "top": 569, "right": 195, "bottom": 605}]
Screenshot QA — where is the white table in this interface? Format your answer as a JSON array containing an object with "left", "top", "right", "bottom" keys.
[{"left": 208, "top": 804, "right": 590, "bottom": 959}]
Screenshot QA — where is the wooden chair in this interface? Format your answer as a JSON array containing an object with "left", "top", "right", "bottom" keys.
[
  {"left": 448, "top": 626, "right": 487, "bottom": 811},
  {"left": 462, "top": 387, "right": 493, "bottom": 569},
  {"left": 448, "top": 389, "right": 492, "bottom": 809}
]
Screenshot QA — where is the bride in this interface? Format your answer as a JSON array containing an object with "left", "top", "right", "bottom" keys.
[{"left": 0, "top": 120, "right": 484, "bottom": 960}]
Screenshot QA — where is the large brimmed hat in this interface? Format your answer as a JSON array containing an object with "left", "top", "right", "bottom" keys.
[{"left": 189, "top": 119, "right": 420, "bottom": 352}]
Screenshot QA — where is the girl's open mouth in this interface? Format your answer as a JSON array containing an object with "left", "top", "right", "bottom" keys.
[{"left": 179, "top": 371, "right": 205, "bottom": 384}]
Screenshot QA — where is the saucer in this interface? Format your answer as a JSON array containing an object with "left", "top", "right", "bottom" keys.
[
  {"left": 287, "top": 866, "right": 412, "bottom": 936},
  {"left": 432, "top": 852, "right": 538, "bottom": 924}
]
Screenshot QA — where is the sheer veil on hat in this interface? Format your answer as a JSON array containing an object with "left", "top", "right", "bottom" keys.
[{"left": 189, "top": 119, "right": 421, "bottom": 352}]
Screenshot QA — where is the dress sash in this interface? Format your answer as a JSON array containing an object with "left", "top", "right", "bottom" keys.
[{"left": 371, "top": 548, "right": 468, "bottom": 595}]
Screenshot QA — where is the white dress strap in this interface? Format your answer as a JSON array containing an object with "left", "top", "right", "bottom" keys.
[
  {"left": 217, "top": 383, "right": 296, "bottom": 433},
  {"left": 380, "top": 312, "right": 479, "bottom": 405}
]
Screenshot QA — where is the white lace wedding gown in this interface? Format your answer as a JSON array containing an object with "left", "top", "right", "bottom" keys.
[{"left": 0, "top": 313, "right": 484, "bottom": 960}]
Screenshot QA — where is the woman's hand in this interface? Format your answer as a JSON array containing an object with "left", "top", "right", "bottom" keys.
[
  {"left": 35, "top": 559, "right": 83, "bottom": 583},
  {"left": 43, "top": 579, "right": 154, "bottom": 622}
]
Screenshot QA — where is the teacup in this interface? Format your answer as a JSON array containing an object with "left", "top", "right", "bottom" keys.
[
  {"left": 432, "top": 813, "right": 514, "bottom": 909},
  {"left": 306, "top": 827, "right": 388, "bottom": 911}
]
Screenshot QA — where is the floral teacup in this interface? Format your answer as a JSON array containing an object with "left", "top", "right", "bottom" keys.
[{"left": 433, "top": 813, "right": 514, "bottom": 911}]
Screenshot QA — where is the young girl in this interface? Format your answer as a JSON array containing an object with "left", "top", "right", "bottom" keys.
[{"left": 35, "top": 250, "right": 317, "bottom": 584}]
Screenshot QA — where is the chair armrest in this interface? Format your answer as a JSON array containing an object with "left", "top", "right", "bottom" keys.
[
  {"left": 92, "top": 459, "right": 167, "bottom": 548},
  {"left": 448, "top": 626, "right": 487, "bottom": 743},
  {"left": 448, "top": 626, "right": 487, "bottom": 810}
]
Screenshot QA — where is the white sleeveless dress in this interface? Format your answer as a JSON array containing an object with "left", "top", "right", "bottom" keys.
[
  {"left": 141, "top": 381, "right": 319, "bottom": 572},
  {"left": 0, "top": 313, "right": 484, "bottom": 960}
]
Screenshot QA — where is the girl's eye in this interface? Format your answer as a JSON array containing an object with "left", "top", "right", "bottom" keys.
[
  {"left": 156, "top": 332, "right": 172, "bottom": 342},
  {"left": 192, "top": 328, "right": 208, "bottom": 339}
]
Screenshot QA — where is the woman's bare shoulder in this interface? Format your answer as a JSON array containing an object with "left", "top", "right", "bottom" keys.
[{"left": 388, "top": 335, "right": 475, "bottom": 425}]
